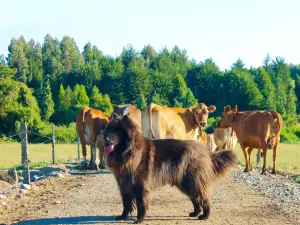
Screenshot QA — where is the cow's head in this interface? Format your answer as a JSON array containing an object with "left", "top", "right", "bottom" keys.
[
  {"left": 109, "top": 105, "right": 130, "bottom": 122},
  {"left": 191, "top": 103, "right": 216, "bottom": 128},
  {"left": 217, "top": 105, "right": 238, "bottom": 128}
]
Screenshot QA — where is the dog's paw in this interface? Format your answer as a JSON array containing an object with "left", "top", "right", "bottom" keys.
[
  {"left": 115, "top": 215, "right": 128, "bottom": 221},
  {"left": 189, "top": 211, "right": 199, "bottom": 217},
  {"left": 198, "top": 214, "right": 209, "bottom": 220},
  {"left": 133, "top": 219, "right": 143, "bottom": 224}
]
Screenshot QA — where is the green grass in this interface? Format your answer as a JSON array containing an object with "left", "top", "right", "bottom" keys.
[
  {"left": 234, "top": 143, "right": 300, "bottom": 173},
  {"left": 0, "top": 143, "right": 80, "bottom": 169},
  {"left": 1, "top": 143, "right": 300, "bottom": 173}
]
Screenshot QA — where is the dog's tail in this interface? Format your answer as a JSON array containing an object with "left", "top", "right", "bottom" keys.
[{"left": 211, "top": 150, "right": 237, "bottom": 179}]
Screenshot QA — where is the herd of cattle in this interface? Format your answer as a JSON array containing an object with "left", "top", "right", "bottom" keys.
[{"left": 76, "top": 102, "right": 282, "bottom": 175}]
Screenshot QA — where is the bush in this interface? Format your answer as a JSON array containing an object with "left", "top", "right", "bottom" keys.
[
  {"left": 204, "top": 117, "right": 221, "bottom": 134},
  {"left": 29, "top": 122, "right": 77, "bottom": 144},
  {"left": 280, "top": 116, "right": 300, "bottom": 144}
]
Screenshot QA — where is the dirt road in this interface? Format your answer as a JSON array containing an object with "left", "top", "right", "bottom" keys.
[{"left": 1, "top": 168, "right": 300, "bottom": 225}]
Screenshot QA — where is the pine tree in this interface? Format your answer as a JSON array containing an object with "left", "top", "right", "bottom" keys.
[
  {"left": 90, "top": 86, "right": 113, "bottom": 114},
  {"left": 136, "top": 93, "right": 147, "bottom": 110},
  {"left": 254, "top": 68, "right": 276, "bottom": 109},
  {"left": 57, "top": 84, "right": 66, "bottom": 111},
  {"left": 39, "top": 80, "right": 54, "bottom": 120},
  {"left": 295, "top": 74, "right": 300, "bottom": 113},
  {"left": 73, "top": 84, "right": 89, "bottom": 107}
]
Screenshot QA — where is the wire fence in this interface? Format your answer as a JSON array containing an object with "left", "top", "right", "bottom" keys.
[{"left": 0, "top": 122, "right": 81, "bottom": 184}]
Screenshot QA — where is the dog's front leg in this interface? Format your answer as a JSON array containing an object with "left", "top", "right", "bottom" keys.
[
  {"left": 133, "top": 184, "right": 149, "bottom": 224},
  {"left": 116, "top": 192, "right": 134, "bottom": 220}
]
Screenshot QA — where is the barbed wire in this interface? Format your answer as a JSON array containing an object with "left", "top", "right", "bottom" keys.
[{"left": 0, "top": 129, "right": 79, "bottom": 144}]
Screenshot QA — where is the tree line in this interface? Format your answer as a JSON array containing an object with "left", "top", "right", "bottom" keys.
[{"left": 0, "top": 35, "right": 300, "bottom": 143}]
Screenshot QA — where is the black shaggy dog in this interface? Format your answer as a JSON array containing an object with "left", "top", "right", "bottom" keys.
[{"left": 104, "top": 114, "right": 237, "bottom": 224}]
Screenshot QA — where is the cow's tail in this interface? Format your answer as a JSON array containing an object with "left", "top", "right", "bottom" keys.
[
  {"left": 149, "top": 103, "right": 156, "bottom": 139},
  {"left": 82, "top": 106, "right": 90, "bottom": 123},
  {"left": 211, "top": 150, "right": 237, "bottom": 180}
]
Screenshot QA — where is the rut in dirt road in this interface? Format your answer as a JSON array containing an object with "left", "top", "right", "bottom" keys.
[{"left": 1, "top": 168, "right": 300, "bottom": 225}]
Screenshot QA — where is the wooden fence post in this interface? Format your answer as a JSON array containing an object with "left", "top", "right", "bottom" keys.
[
  {"left": 20, "top": 122, "right": 30, "bottom": 184},
  {"left": 77, "top": 136, "right": 80, "bottom": 160},
  {"left": 52, "top": 123, "right": 55, "bottom": 164}
]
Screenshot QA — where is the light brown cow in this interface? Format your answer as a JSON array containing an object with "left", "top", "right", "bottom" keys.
[
  {"left": 76, "top": 106, "right": 109, "bottom": 170},
  {"left": 110, "top": 104, "right": 142, "bottom": 132},
  {"left": 206, "top": 133, "right": 217, "bottom": 152},
  {"left": 142, "top": 103, "right": 216, "bottom": 141},
  {"left": 217, "top": 105, "right": 282, "bottom": 175},
  {"left": 213, "top": 127, "right": 238, "bottom": 151}
]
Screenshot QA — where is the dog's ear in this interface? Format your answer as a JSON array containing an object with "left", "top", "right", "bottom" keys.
[
  {"left": 122, "top": 106, "right": 130, "bottom": 116},
  {"left": 122, "top": 114, "right": 136, "bottom": 131}
]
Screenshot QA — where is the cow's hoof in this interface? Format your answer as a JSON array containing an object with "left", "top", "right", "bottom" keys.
[
  {"left": 99, "top": 164, "right": 106, "bottom": 169},
  {"left": 243, "top": 168, "right": 249, "bottom": 172},
  {"left": 261, "top": 170, "right": 267, "bottom": 175},
  {"left": 272, "top": 169, "right": 277, "bottom": 174}
]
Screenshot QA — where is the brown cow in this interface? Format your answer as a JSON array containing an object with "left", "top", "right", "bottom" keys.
[
  {"left": 142, "top": 103, "right": 216, "bottom": 141},
  {"left": 206, "top": 133, "right": 217, "bottom": 152},
  {"left": 213, "top": 127, "right": 238, "bottom": 151},
  {"left": 217, "top": 105, "right": 282, "bottom": 174},
  {"left": 76, "top": 106, "right": 109, "bottom": 170},
  {"left": 110, "top": 104, "right": 142, "bottom": 132}
]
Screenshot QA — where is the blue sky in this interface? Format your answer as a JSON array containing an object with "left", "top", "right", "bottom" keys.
[{"left": 1, "top": 0, "right": 299, "bottom": 70}]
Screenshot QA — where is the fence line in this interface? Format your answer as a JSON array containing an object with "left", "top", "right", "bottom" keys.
[
  {"left": 1, "top": 122, "right": 82, "bottom": 184},
  {"left": 20, "top": 122, "right": 30, "bottom": 184}
]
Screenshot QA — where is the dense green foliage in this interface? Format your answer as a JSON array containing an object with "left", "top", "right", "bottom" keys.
[{"left": 0, "top": 35, "right": 299, "bottom": 143}]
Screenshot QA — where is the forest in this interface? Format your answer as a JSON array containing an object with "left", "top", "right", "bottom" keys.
[{"left": 0, "top": 35, "right": 300, "bottom": 143}]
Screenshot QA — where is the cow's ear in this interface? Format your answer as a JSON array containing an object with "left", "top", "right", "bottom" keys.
[
  {"left": 207, "top": 105, "right": 216, "bottom": 113},
  {"left": 188, "top": 105, "right": 197, "bottom": 112},
  {"left": 233, "top": 105, "right": 238, "bottom": 113},
  {"left": 224, "top": 105, "right": 231, "bottom": 113}
]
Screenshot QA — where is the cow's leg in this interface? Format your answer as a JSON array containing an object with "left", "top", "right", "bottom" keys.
[
  {"left": 82, "top": 144, "right": 89, "bottom": 169},
  {"left": 89, "top": 145, "right": 94, "bottom": 170},
  {"left": 256, "top": 149, "right": 262, "bottom": 165},
  {"left": 240, "top": 144, "right": 250, "bottom": 172},
  {"left": 247, "top": 147, "right": 253, "bottom": 171},
  {"left": 90, "top": 144, "right": 99, "bottom": 170},
  {"left": 99, "top": 144, "right": 105, "bottom": 169},
  {"left": 272, "top": 138, "right": 279, "bottom": 174},
  {"left": 261, "top": 148, "right": 268, "bottom": 175}
]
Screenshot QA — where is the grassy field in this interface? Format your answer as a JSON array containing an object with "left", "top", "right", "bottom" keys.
[
  {"left": 0, "top": 143, "right": 300, "bottom": 171},
  {"left": 0, "top": 143, "right": 79, "bottom": 169},
  {"left": 234, "top": 143, "right": 300, "bottom": 172}
]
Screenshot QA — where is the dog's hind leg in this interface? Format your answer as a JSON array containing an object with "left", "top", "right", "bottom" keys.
[
  {"left": 189, "top": 198, "right": 201, "bottom": 217},
  {"left": 198, "top": 199, "right": 210, "bottom": 220},
  {"left": 176, "top": 173, "right": 201, "bottom": 217}
]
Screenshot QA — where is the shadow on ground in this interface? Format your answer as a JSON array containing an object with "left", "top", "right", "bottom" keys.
[
  {"left": 14, "top": 216, "right": 193, "bottom": 224},
  {"left": 14, "top": 216, "right": 124, "bottom": 224}
]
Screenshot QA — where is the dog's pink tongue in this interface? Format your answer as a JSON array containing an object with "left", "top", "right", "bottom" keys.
[{"left": 105, "top": 144, "right": 115, "bottom": 154}]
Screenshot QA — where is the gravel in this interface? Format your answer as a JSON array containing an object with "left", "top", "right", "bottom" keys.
[{"left": 231, "top": 165, "right": 300, "bottom": 205}]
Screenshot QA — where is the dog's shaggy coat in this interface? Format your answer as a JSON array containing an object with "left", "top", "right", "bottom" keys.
[{"left": 104, "top": 114, "right": 237, "bottom": 224}]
